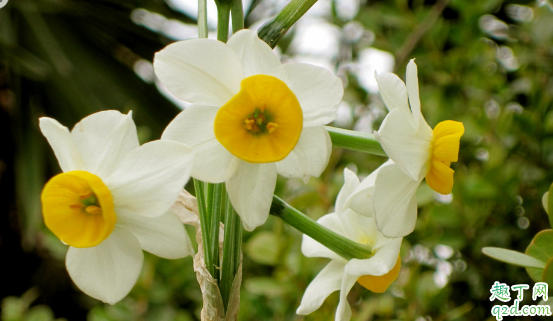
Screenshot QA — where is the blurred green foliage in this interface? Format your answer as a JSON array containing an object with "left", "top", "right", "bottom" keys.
[{"left": 1, "top": 0, "right": 553, "bottom": 320}]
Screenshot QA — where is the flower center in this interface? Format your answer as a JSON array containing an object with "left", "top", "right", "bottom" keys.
[
  {"left": 244, "top": 107, "right": 278, "bottom": 134},
  {"left": 41, "top": 170, "right": 117, "bottom": 248},
  {"left": 357, "top": 255, "right": 401, "bottom": 293},
  {"left": 425, "top": 120, "right": 464, "bottom": 195},
  {"left": 214, "top": 74, "right": 303, "bottom": 163}
]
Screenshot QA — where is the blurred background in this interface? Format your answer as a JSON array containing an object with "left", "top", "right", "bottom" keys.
[{"left": 1, "top": 0, "right": 553, "bottom": 320}]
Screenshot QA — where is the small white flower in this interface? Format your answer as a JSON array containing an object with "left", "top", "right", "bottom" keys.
[
  {"left": 40, "top": 110, "right": 195, "bottom": 304},
  {"left": 297, "top": 168, "right": 402, "bottom": 321},
  {"left": 154, "top": 29, "right": 343, "bottom": 231},
  {"left": 372, "top": 60, "right": 464, "bottom": 237}
]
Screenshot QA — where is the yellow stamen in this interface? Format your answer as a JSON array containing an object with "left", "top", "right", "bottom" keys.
[
  {"left": 425, "top": 120, "right": 464, "bottom": 194},
  {"left": 85, "top": 205, "right": 102, "bottom": 216},
  {"left": 41, "top": 170, "right": 116, "bottom": 248},
  {"left": 357, "top": 255, "right": 401, "bottom": 293},
  {"left": 79, "top": 190, "right": 94, "bottom": 199},
  {"left": 214, "top": 74, "right": 303, "bottom": 163},
  {"left": 244, "top": 119, "right": 255, "bottom": 130},
  {"left": 266, "top": 122, "right": 278, "bottom": 133}
]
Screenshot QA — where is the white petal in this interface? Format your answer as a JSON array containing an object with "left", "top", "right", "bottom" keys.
[
  {"left": 373, "top": 163, "right": 419, "bottom": 237},
  {"left": 335, "top": 273, "right": 357, "bottom": 321},
  {"left": 162, "top": 105, "right": 218, "bottom": 147},
  {"left": 375, "top": 72, "right": 410, "bottom": 115},
  {"left": 375, "top": 108, "right": 433, "bottom": 181},
  {"left": 301, "top": 213, "right": 347, "bottom": 261},
  {"left": 66, "top": 228, "right": 143, "bottom": 304},
  {"left": 227, "top": 29, "right": 281, "bottom": 77},
  {"left": 154, "top": 39, "right": 243, "bottom": 106},
  {"left": 276, "top": 127, "right": 331, "bottom": 182},
  {"left": 39, "top": 117, "right": 85, "bottom": 172},
  {"left": 335, "top": 168, "right": 360, "bottom": 215},
  {"left": 117, "top": 210, "right": 193, "bottom": 259},
  {"left": 344, "top": 164, "right": 382, "bottom": 217},
  {"left": 71, "top": 110, "right": 139, "bottom": 178},
  {"left": 406, "top": 59, "right": 423, "bottom": 131},
  {"left": 340, "top": 208, "right": 374, "bottom": 245},
  {"left": 296, "top": 261, "right": 345, "bottom": 315},
  {"left": 162, "top": 105, "right": 238, "bottom": 182},
  {"left": 227, "top": 162, "right": 277, "bottom": 231},
  {"left": 190, "top": 140, "right": 239, "bottom": 182},
  {"left": 270, "top": 63, "right": 343, "bottom": 127},
  {"left": 345, "top": 238, "right": 402, "bottom": 277},
  {"left": 106, "top": 140, "right": 195, "bottom": 218}
]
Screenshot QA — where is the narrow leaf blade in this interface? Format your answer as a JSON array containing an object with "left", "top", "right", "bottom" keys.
[{"left": 482, "top": 247, "right": 546, "bottom": 268}]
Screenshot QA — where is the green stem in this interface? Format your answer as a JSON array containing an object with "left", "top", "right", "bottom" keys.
[
  {"left": 258, "top": 0, "right": 318, "bottom": 48},
  {"left": 198, "top": 0, "right": 208, "bottom": 38},
  {"left": 325, "top": 126, "right": 387, "bottom": 157},
  {"left": 270, "top": 195, "right": 373, "bottom": 261},
  {"left": 217, "top": 3, "right": 231, "bottom": 42},
  {"left": 220, "top": 190, "right": 243, "bottom": 311},
  {"left": 231, "top": 0, "right": 244, "bottom": 33},
  {"left": 194, "top": 179, "right": 214, "bottom": 277},
  {"left": 209, "top": 183, "right": 225, "bottom": 278}
]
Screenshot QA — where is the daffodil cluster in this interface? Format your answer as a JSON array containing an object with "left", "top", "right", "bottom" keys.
[
  {"left": 38, "top": 28, "right": 463, "bottom": 318},
  {"left": 294, "top": 61, "right": 463, "bottom": 318}
]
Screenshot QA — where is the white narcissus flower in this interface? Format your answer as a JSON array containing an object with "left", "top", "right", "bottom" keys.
[
  {"left": 40, "top": 110, "right": 195, "bottom": 304},
  {"left": 154, "top": 29, "right": 343, "bottom": 231},
  {"left": 370, "top": 59, "right": 464, "bottom": 237},
  {"left": 297, "top": 168, "right": 402, "bottom": 321}
]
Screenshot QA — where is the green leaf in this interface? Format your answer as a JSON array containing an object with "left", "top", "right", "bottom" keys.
[
  {"left": 482, "top": 247, "right": 546, "bottom": 268},
  {"left": 544, "top": 184, "right": 553, "bottom": 227},
  {"left": 543, "top": 191, "right": 549, "bottom": 215},
  {"left": 525, "top": 230, "right": 553, "bottom": 282},
  {"left": 542, "top": 258, "right": 553, "bottom": 287}
]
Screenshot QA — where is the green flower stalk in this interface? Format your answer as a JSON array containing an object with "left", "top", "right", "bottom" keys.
[
  {"left": 325, "top": 126, "right": 387, "bottom": 157},
  {"left": 258, "top": 0, "right": 319, "bottom": 48},
  {"left": 270, "top": 195, "right": 373, "bottom": 261}
]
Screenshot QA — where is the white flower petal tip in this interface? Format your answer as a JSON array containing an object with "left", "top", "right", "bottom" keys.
[
  {"left": 375, "top": 72, "right": 409, "bottom": 114},
  {"left": 70, "top": 110, "right": 140, "bottom": 178},
  {"left": 227, "top": 163, "right": 277, "bottom": 231},
  {"left": 334, "top": 168, "right": 360, "bottom": 214},
  {"left": 344, "top": 166, "right": 380, "bottom": 217},
  {"left": 39, "top": 117, "right": 85, "bottom": 172},
  {"left": 296, "top": 261, "right": 345, "bottom": 315},
  {"left": 66, "top": 228, "right": 144, "bottom": 304},
  {"left": 227, "top": 29, "right": 281, "bottom": 76},
  {"left": 153, "top": 39, "right": 243, "bottom": 106}
]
